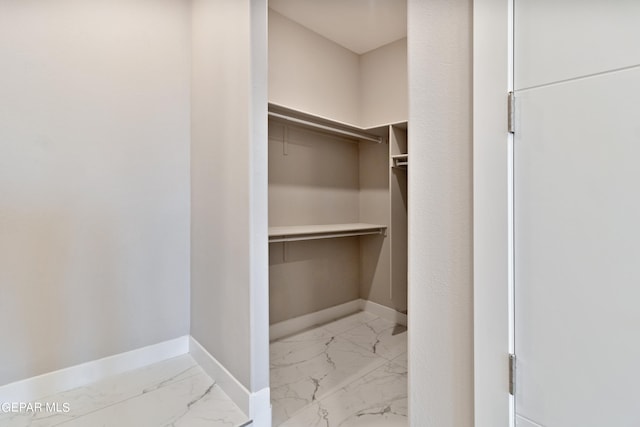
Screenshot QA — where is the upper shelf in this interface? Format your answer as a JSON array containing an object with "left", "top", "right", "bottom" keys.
[
  {"left": 268, "top": 223, "right": 387, "bottom": 243},
  {"left": 268, "top": 104, "right": 388, "bottom": 144}
]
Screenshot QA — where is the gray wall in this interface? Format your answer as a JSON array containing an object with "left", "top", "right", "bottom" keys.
[
  {"left": 267, "top": 120, "right": 400, "bottom": 323},
  {"left": 190, "top": 0, "right": 269, "bottom": 393},
  {"left": 268, "top": 122, "right": 362, "bottom": 324},
  {"left": 0, "top": 0, "right": 191, "bottom": 386},
  {"left": 359, "top": 39, "right": 408, "bottom": 128},
  {"left": 269, "top": 9, "right": 407, "bottom": 128},
  {"left": 268, "top": 9, "right": 361, "bottom": 126},
  {"left": 359, "top": 136, "right": 395, "bottom": 310},
  {"left": 408, "top": 0, "right": 474, "bottom": 425}
]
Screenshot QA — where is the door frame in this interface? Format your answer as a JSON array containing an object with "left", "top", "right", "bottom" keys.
[{"left": 473, "top": 0, "right": 514, "bottom": 426}]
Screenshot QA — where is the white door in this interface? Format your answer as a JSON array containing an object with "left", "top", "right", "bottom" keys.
[{"left": 514, "top": 2, "right": 640, "bottom": 426}]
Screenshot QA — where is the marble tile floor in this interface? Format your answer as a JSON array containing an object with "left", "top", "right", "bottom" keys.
[
  {"left": 0, "top": 311, "right": 406, "bottom": 427},
  {"left": 0, "top": 355, "right": 250, "bottom": 427},
  {"left": 270, "top": 311, "right": 408, "bottom": 426}
]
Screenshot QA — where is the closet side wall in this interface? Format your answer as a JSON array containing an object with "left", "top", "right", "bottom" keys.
[
  {"left": 359, "top": 126, "right": 408, "bottom": 314},
  {"left": 191, "top": 0, "right": 269, "bottom": 392},
  {"left": 0, "top": 0, "right": 191, "bottom": 386},
  {"left": 268, "top": 9, "right": 360, "bottom": 126},
  {"left": 390, "top": 127, "right": 408, "bottom": 313},
  {"left": 358, "top": 141, "right": 393, "bottom": 309},
  {"left": 359, "top": 38, "right": 409, "bottom": 128}
]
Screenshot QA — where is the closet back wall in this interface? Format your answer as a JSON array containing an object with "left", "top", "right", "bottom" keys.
[
  {"left": 268, "top": 9, "right": 360, "bottom": 126},
  {"left": 0, "top": 0, "right": 191, "bottom": 386},
  {"left": 269, "top": 8, "right": 407, "bottom": 128},
  {"left": 268, "top": 123, "right": 361, "bottom": 324}
]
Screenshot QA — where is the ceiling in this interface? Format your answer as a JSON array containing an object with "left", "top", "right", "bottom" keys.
[{"left": 269, "top": 0, "right": 407, "bottom": 55}]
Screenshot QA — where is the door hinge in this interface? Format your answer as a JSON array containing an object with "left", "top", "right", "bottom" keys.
[
  {"left": 509, "top": 353, "right": 516, "bottom": 395},
  {"left": 508, "top": 91, "right": 515, "bottom": 134}
]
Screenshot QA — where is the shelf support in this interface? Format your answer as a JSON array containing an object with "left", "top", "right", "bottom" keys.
[{"left": 283, "top": 125, "right": 289, "bottom": 156}]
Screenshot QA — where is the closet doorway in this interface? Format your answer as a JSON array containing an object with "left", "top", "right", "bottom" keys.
[{"left": 266, "top": 1, "right": 408, "bottom": 425}]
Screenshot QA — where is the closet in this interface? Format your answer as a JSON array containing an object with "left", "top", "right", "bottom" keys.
[{"left": 267, "top": 2, "right": 408, "bottom": 336}]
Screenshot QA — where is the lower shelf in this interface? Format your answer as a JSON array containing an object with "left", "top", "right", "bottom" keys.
[{"left": 268, "top": 223, "right": 387, "bottom": 243}]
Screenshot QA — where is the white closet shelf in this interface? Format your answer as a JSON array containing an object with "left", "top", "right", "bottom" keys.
[
  {"left": 268, "top": 223, "right": 387, "bottom": 243},
  {"left": 392, "top": 154, "right": 408, "bottom": 168},
  {"left": 268, "top": 103, "right": 387, "bottom": 144}
]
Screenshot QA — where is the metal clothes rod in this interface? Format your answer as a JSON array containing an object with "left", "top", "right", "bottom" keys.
[
  {"left": 268, "top": 111, "right": 383, "bottom": 144},
  {"left": 391, "top": 154, "right": 408, "bottom": 169},
  {"left": 269, "top": 230, "right": 383, "bottom": 243}
]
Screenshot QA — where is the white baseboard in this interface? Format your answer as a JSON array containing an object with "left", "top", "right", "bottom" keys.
[
  {"left": 189, "top": 336, "right": 271, "bottom": 425},
  {"left": 360, "top": 299, "right": 408, "bottom": 326},
  {"left": 269, "top": 299, "right": 362, "bottom": 341},
  {"left": 248, "top": 386, "right": 272, "bottom": 427},
  {"left": 516, "top": 415, "right": 545, "bottom": 427},
  {"left": 269, "top": 299, "right": 407, "bottom": 342},
  {"left": 0, "top": 335, "right": 189, "bottom": 404},
  {"left": 189, "top": 336, "right": 250, "bottom": 414}
]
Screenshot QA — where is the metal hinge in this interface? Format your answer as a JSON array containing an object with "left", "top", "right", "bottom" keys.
[
  {"left": 509, "top": 353, "right": 516, "bottom": 395},
  {"left": 508, "top": 91, "right": 515, "bottom": 134}
]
